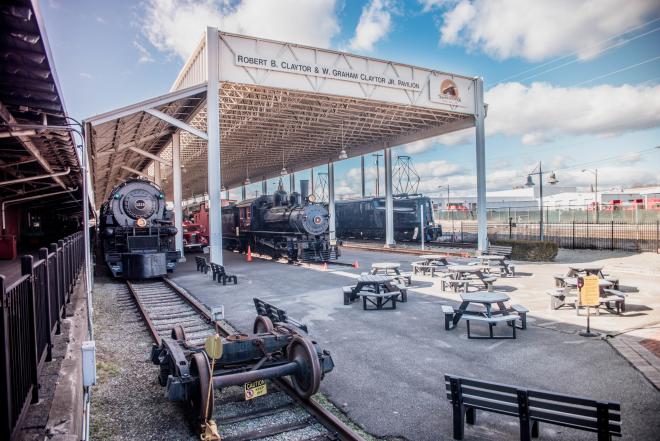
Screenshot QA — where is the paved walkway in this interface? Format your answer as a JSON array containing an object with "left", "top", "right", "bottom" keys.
[{"left": 171, "top": 248, "right": 660, "bottom": 441}]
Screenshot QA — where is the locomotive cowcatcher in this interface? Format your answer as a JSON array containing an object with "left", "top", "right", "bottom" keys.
[
  {"left": 99, "top": 178, "right": 179, "bottom": 278},
  {"left": 222, "top": 180, "right": 339, "bottom": 262}
]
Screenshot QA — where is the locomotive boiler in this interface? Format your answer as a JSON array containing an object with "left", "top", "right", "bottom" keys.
[
  {"left": 335, "top": 195, "right": 441, "bottom": 242},
  {"left": 99, "top": 178, "right": 179, "bottom": 278},
  {"left": 222, "top": 180, "right": 339, "bottom": 262}
]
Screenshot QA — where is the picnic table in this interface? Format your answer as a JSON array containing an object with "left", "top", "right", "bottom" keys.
[
  {"left": 446, "top": 265, "right": 497, "bottom": 292},
  {"left": 553, "top": 277, "right": 625, "bottom": 315},
  {"left": 452, "top": 291, "right": 511, "bottom": 325},
  {"left": 567, "top": 266, "right": 604, "bottom": 277},
  {"left": 370, "top": 262, "right": 401, "bottom": 276},
  {"left": 344, "top": 274, "right": 405, "bottom": 310},
  {"left": 413, "top": 254, "right": 449, "bottom": 276},
  {"left": 477, "top": 254, "right": 512, "bottom": 275}
]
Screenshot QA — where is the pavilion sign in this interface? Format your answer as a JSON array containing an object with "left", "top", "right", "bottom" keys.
[{"left": 235, "top": 54, "right": 423, "bottom": 91}]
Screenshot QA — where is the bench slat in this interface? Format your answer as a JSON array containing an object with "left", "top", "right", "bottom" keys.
[
  {"left": 445, "top": 376, "right": 518, "bottom": 395},
  {"left": 529, "top": 390, "right": 620, "bottom": 411},
  {"left": 530, "top": 409, "right": 621, "bottom": 433},
  {"left": 444, "top": 384, "right": 519, "bottom": 405},
  {"left": 529, "top": 400, "right": 621, "bottom": 422}
]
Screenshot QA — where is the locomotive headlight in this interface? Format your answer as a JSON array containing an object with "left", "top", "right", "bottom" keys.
[
  {"left": 136, "top": 218, "right": 147, "bottom": 227},
  {"left": 307, "top": 194, "right": 316, "bottom": 203}
]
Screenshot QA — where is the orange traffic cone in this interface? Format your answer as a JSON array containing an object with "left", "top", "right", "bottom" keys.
[
  {"left": 247, "top": 245, "right": 253, "bottom": 262},
  {"left": 322, "top": 262, "right": 328, "bottom": 271},
  {"left": 353, "top": 260, "right": 359, "bottom": 269}
]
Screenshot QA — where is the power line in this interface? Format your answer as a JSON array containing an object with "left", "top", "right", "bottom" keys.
[
  {"left": 489, "top": 17, "right": 660, "bottom": 86},
  {"left": 572, "top": 55, "right": 660, "bottom": 86}
]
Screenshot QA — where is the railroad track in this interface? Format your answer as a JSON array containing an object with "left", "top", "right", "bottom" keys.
[{"left": 125, "top": 278, "right": 364, "bottom": 441}]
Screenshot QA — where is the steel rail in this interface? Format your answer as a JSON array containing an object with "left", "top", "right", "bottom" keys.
[{"left": 124, "top": 277, "right": 365, "bottom": 441}]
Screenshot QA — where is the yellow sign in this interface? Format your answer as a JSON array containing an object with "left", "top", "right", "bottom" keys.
[
  {"left": 580, "top": 275, "right": 600, "bottom": 307},
  {"left": 244, "top": 380, "right": 267, "bottom": 400}
]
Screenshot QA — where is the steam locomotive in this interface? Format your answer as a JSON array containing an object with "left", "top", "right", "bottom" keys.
[
  {"left": 335, "top": 195, "right": 441, "bottom": 242},
  {"left": 222, "top": 180, "right": 339, "bottom": 262},
  {"left": 99, "top": 178, "right": 179, "bottom": 278}
]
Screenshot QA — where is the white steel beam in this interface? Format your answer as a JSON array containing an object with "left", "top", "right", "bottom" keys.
[
  {"left": 241, "top": 185, "right": 246, "bottom": 200},
  {"left": 120, "top": 165, "right": 149, "bottom": 178},
  {"left": 384, "top": 147, "right": 395, "bottom": 247},
  {"left": 328, "top": 161, "right": 336, "bottom": 244},
  {"left": 206, "top": 26, "right": 223, "bottom": 265},
  {"left": 172, "top": 132, "right": 184, "bottom": 261},
  {"left": 145, "top": 108, "right": 208, "bottom": 141},
  {"left": 474, "top": 77, "right": 488, "bottom": 252},
  {"left": 127, "top": 146, "right": 169, "bottom": 164},
  {"left": 87, "top": 84, "right": 207, "bottom": 126},
  {"left": 289, "top": 173, "right": 295, "bottom": 192},
  {"left": 360, "top": 156, "right": 366, "bottom": 198},
  {"left": 262, "top": 179, "right": 267, "bottom": 195}
]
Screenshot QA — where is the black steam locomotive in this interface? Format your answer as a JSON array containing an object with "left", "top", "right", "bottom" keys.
[
  {"left": 335, "top": 195, "right": 441, "bottom": 242},
  {"left": 99, "top": 178, "right": 179, "bottom": 278},
  {"left": 222, "top": 181, "right": 339, "bottom": 262}
]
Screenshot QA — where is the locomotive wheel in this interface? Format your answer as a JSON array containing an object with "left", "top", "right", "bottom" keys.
[
  {"left": 171, "top": 325, "right": 187, "bottom": 341},
  {"left": 189, "top": 352, "right": 214, "bottom": 422},
  {"left": 287, "top": 336, "right": 321, "bottom": 399},
  {"left": 253, "top": 315, "right": 274, "bottom": 334}
]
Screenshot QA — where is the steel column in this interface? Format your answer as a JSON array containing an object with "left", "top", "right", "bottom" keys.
[
  {"left": 290, "top": 173, "right": 295, "bottom": 193},
  {"left": 262, "top": 178, "right": 267, "bottom": 196},
  {"left": 241, "top": 186, "right": 247, "bottom": 200},
  {"left": 360, "top": 155, "right": 366, "bottom": 198},
  {"left": 474, "top": 77, "right": 488, "bottom": 252},
  {"left": 82, "top": 123, "right": 94, "bottom": 339},
  {"left": 384, "top": 147, "right": 395, "bottom": 247},
  {"left": 328, "top": 162, "right": 336, "bottom": 244},
  {"left": 310, "top": 168, "right": 315, "bottom": 196},
  {"left": 206, "top": 26, "right": 223, "bottom": 265},
  {"left": 172, "top": 132, "right": 184, "bottom": 261},
  {"left": 153, "top": 161, "right": 161, "bottom": 185}
]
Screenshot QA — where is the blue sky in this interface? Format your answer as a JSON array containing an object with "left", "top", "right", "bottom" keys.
[{"left": 41, "top": 0, "right": 660, "bottom": 199}]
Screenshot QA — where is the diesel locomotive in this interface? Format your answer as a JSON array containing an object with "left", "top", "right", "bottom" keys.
[
  {"left": 335, "top": 195, "right": 441, "bottom": 242},
  {"left": 222, "top": 180, "right": 339, "bottom": 262},
  {"left": 99, "top": 178, "right": 179, "bottom": 278}
]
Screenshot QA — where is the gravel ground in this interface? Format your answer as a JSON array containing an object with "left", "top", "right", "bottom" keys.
[{"left": 90, "top": 277, "right": 358, "bottom": 440}]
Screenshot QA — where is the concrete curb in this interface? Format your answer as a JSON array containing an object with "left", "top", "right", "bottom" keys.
[
  {"left": 340, "top": 243, "right": 473, "bottom": 257},
  {"left": 45, "top": 277, "right": 88, "bottom": 440},
  {"left": 607, "top": 336, "right": 660, "bottom": 391}
]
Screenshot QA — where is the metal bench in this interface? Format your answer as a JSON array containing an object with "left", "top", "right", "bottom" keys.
[
  {"left": 209, "top": 262, "right": 238, "bottom": 285},
  {"left": 444, "top": 375, "right": 622, "bottom": 441},
  {"left": 486, "top": 245, "right": 513, "bottom": 257},
  {"left": 195, "top": 256, "right": 209, "bottom": 273},
  {"left": 253, "top": 298, "right": 308, "bottom": 333},
  {"left": 358, "top": 291, "right": 397, "bottom": 310},
  {"left": 465, "top": 314, "right": 519, "bottom": 339},
  {"left": 442, "top": 305, "right": 455, "bottom": 330}
]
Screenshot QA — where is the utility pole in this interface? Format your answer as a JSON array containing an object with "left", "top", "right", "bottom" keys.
[
  {"left": 526, "top": 161, "right": 558, "bottom": 241},
  {"left": 373, "top": 153, "right": 383, "bottom": 196}
]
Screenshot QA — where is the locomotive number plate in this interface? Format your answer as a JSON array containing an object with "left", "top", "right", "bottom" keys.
[{"left": 244, "top": 380, "right": 267, "bottom": 400}]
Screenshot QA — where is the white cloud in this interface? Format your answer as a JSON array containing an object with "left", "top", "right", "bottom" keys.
[
  {"left": 437, "top": 0, "right": 660, "bottom": 61},
  {"left": 402, "top": 138, "right": 435, "bottom": 154},
  {"left": 418, "top": 0, "right": 445, "bottom": 13},
  {"left": 349, "top": 0, "right": 394, "bottom": 52},
  {"left": 79, "top": 72, "right": 93, "bottom": 79},
  {"left": 134, "top": 40, "right": 155, "bottom": 64},
  {"left": 485, "top": 82, "right": 660, "bottom": 145},
  {"left": 141, "top": 0, "right": 340, "bottom": 60}
]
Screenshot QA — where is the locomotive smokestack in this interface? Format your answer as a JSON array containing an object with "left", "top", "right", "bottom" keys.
[{"left": 300, "top": 180, "right": 309, "bottom": 201}]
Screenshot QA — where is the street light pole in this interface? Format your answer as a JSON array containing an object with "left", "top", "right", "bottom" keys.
[
  {"left": 582, "top": 168, "right": 599, "bottom": 223},
  {"left": 526, "top": 162, "right": 557, "bottom": 241},
  {"left": 373, "top": 153, "right": 383, "bottom": 196}
]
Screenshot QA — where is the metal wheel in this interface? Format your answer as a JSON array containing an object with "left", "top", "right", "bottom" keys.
[
  {"left": 189, "top": 352, "right": 214, "bottom": 423},
  {"left": 253, "top": 315, "right": 274, "bottom": 334},
  {"left": 171, "top": 325, "right": 187, "bottom": 341},
  {"left": 287, "top": 335, "right": 321, "bottom": 399}
]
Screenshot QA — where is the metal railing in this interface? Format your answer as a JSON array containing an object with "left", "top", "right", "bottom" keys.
[
  {"left": 1, "top": 231, "right": 84, "bottom": 439},
  {"left": 440, "top": 221, "right": 660, "bottom": 253}
]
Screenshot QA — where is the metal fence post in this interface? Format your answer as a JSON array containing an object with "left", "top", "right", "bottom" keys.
[
  {"left": 39, "top": 248, "right": 53, "bottom": 363},
  {"left": 57, "top": 240, "right": 66, "bottom": 318},
  {"left": 657, "top": 221, "right": 659, "bottom": 254},
  {"left": 21, "top": 255, "right": 39, "bottom": 404},
  {"left": 572, "top": 221, "right": 576, "bottom": 249},
  {"left": 611, "top": 221, "right": 614, "bottom": 251},
  {"left": 0, "top": 275, "right": 12, "bottom": 436},
  {"left": 49, "top": 243, "right": 61, "bottom": 335}
]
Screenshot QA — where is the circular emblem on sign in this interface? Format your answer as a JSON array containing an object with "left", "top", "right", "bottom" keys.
[
  {"left": 135, "top": 199, "right": 146, "bottom": 210},
  {"left": 440, "top": 79, "right": 459, "bottom": 98}
]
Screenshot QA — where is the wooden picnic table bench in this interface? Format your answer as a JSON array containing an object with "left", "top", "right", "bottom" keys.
[
  {"left": 357, "top": 291, "right": 398, "bottom": 310},
  {"left": 444, "top": 375, "right": 622, "bottom": 441},
  {"left": 342, "top": 274, "right": 407, "bottom": 307}
]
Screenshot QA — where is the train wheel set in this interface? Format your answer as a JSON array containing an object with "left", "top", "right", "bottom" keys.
[{"left": 126, "top": 278, "right": 361, "bottom": 440}]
